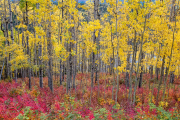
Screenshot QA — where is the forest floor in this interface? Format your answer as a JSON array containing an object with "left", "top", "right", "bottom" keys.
[{"left": 0, "top": 73, "right": 180, "bottom": 119}]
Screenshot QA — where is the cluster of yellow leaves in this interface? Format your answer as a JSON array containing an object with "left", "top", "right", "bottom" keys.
[
  {"left": 106, "top": 98, "right": 115, "bottom": 106},
  {"left": 1, "top": 0, "right": 180, "bottom": 79},
  {"left": 159, "top": 101, "right": 168, "bottom": 108},
  {"left": 54, "top": 43, "right": 68, "bottom": 61},
  {"left": 7, "top": 43, "right": 29, "bottom": 71}
]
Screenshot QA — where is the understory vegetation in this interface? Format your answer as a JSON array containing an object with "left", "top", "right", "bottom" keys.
[{"left": 0, "top": 73, "right": 180, "bottom": 119}]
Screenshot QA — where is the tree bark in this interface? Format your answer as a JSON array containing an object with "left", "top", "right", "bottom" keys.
[
  {"left": 0, "top": 58, "right": 5, "bottom": 81},
  {"left": 25, "top": 1, "right": 31, "bottom": 89},
  {"left": 60, "top": 0, "right": 64, "bottom": 85},
  {"left": 133, "top": 16, "right": 147, "bottom": 104},
  {"left": 8, "top": 0, "right": 14, "bottom": 43},
  {"left": 4, "top": 0, "right": 9, "bottom": 79},
  {"left": 36, "top": 3, "right": 43, "bottom": 88},
  {"left": 128, "top": 30, "right": 136, "bottom": 102},
  {"left": 163, "top": 8, "right": 176, "bottom": 100},
  {"left": 139, "top": 53, "right": 144, "bottom": 88},
  {"left": 156, "top": 55, "right": 165, "bottom": 105},
  {"left": 47, "top": 7, "right": 53, "bottom": 92},
  {"left": 126, "top": 53, "right": 130, "bottom": 88}
]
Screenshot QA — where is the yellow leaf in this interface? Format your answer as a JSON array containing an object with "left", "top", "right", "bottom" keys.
[{"left": 95, "top": 31, "right": 99, "bottom": 37}]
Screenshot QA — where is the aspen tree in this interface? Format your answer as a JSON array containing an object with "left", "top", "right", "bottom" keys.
[
  {"left": 8, "top": 0, "right": 14, "bottom": 43},
  {"left": 4, "top": 0, "right": 10, "bottom": 79},
  {"left": 8, "top": 0, "right": 14, "bottom": 79},
  {"left": 59, "top": 0, "right": 63, "bottom": 85},
  {"left": 37, "top": 2, "right": 43, "bottom": 88},
  {"left": 47, "top": 0, "right": 53, "bottom": 92},
  {"left": 24, "top": 1, "right": 32, "bottom": 89},
  {"left": 162, "top": 0, "right": 177, "bottom": 100}
]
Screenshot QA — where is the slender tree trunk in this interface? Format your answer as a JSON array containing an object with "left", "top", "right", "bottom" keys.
[
  {"left": 150, "top": 53, "right": 154, "bottom": 79},
  {"left": 169, "top": 72, "right": 174, "bottom": 83},
  {"left": 72, "top": 5, "right": 78, "bottom": 88},
  {"left": 0, "top": 58, "right": 5, "bottom": 81},
  {"left": 129, "top": 30, "right": 136, "bottom": 103},
  {"left": 81, "top": 49, "right": 84, "bottom": 74},
  {"left": 73, "top": 50, "right": 77, "bottom": 89},
  {"left": 162, "top": 10, "right": 176, "bottom": 100},
  {"left": 15, "top": 2, "right": 19, "bottom": 82},
  {"left": 115, "top": 1, "right": 119, "bottom": 103},
  {"left": 97, "top": 0, "right": 100, "bottom": 98},
  {"left": 39, "top": 43, "right": 43, "bottom": 88},
  {"left": 90, "top": 51, "right": 95, "bottom": 104},
  {"left": 60, "top": 60, "right": 62, "bottom": 85},
  {"left": 4, "top": 0, "right": 9, "bottom": 79},
  {"left": 8, "top": 0, "right": 14, "bottom": 43},
  {"left": 110, "top": 25, "right": 115, "bottom": 100},
  {"left": 8, "top": 0, "right": 14, "bottom": 80},
  {"left": 69, "top": 43, "right": 72, "bottom": 90},
  {"left": 90, "top": 0, "right": 99, "bottom": 104},
  {"left": 139, "top": 53, "right": 144, "bottom": 88},
  {"left": 62, "top": 64, "right": 65, "bottom": 82},
  {"left": 33, "top": 9, "right": 37, "bottom": 78},
  {"left": 25, "top": 1, "right": 31, "bottom": 89},
  {"left": 22, "top": 11, "right": 26, "bottom": 81},
  {"left": 47, "top": 6, "right": 53, "bottom": 92},
  {"left": 37, "top": 3, "right": 43, "bottom": 88},
  {"left": 60, "top": 0, "right": 64, "bottom": 85},
  {"left": 66, "top": 42, "right": 70, "bottom": 93},
  {"left": 156, "top": 55, "right": 165, "bottom": 105},
  {"left": 126, "top": 53, "right": 130, "bottom": 87},
  {"left": 133, "top": 16, "right": 147, "bottom": 104}
]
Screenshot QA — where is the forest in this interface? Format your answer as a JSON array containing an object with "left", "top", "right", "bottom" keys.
[{"left": 0, "top": 0, "right": 180, "bottom": 119}]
